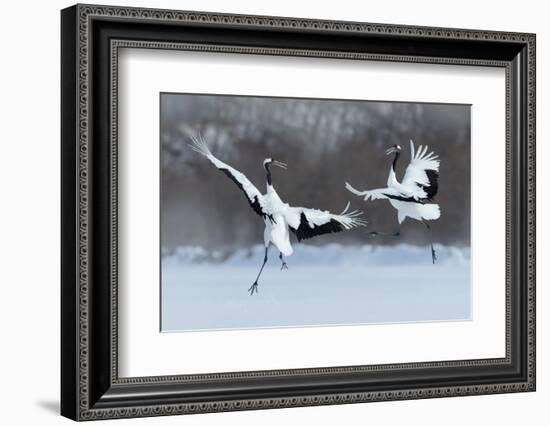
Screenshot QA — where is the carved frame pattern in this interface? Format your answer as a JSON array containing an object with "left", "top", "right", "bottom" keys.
[{"left": 61, "top": 3, "right": 536, "bottom": 421}]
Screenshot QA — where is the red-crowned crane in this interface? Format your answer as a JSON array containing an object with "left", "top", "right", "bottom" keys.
[
  {"left": 345, "top": 140, "right": 440, "bottom": 263},
  {"left": 189, "top": 134, "right": 367, "bottom": 294}
]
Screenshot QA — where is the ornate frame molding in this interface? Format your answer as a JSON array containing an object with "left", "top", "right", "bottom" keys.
[{"left": 61, "top": 4, "right": 536, "bottom": 421}]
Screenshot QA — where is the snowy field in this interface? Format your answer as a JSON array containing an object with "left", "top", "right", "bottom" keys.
[{"left": 161, "top": 244, "right": 471, "bottom": 332}]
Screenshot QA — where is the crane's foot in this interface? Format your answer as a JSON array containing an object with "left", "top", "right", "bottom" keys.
[
  {"left": 280, "top": 261, "right": 288, "bottom": 271},
  {"left": 431, "top": 248, "right": 437, "bottom": 264},
  {"left": 248, "top": 282, "right": 259, "bottom": 295}
]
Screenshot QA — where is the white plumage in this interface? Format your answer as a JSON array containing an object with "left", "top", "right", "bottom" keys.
[
  {"left": 345, "top": 186, "right": 441, "bottom": 225},
  {"left": 400, "top": 141, "right": 441, "bottom": 197},
  {"left": 190, "top": 134, "right": 366, "bottom": 294},
  {"left": 345, "top": 140, "right": 440, "bottom": 263}
]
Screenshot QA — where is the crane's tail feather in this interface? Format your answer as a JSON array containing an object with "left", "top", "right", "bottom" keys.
[
  {"left": 421, "top": 203, "right": 441, "bottom": 220},
  {"left": 188, "top": 132, "right": 213, "bottom": 158}
]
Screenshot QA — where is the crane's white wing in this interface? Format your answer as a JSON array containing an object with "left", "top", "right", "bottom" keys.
[
  {"left": 284, "top": 202, "right": 366, "bottom": 242},
  {"left": 345, "top": 182, "right": 418, "bottom": 202},
  {"left": 189, "top": 134, "right": 270, "bottom": 220},
  {"left": 401, "top": 140, "right": 440, "bottom": 199}
]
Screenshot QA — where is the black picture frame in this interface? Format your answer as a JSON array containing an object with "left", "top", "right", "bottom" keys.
[{"left": 61, "top": 4, "right": 536, "bottom": 421}]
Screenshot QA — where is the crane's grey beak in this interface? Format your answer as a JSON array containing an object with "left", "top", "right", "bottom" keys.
[
  {"left": 272, "top": 160, "right": 287, "bottom": 170},
  {"left": 385, "top": 146, "right": 398, "bottom": 156}
]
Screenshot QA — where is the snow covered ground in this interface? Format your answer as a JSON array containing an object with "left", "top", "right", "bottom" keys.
[{"left": 161, "top": 244, "right": 471, "bottom": 332}]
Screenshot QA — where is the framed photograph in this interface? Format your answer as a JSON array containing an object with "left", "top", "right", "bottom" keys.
[{"left": 61, "top": 4, "right": 536, "bottom": 421}]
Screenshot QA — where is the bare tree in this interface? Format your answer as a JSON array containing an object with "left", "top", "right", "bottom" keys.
[{"left": 160, "top": 94, "right": 470, "bottom": 251}]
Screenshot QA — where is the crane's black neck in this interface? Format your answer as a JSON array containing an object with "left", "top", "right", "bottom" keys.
[
  {"left": 264, "top": 163, "right": 272, "bottom": 186},
  {"left": 392, "top": 151, "right": 400, "bottom": 172}
]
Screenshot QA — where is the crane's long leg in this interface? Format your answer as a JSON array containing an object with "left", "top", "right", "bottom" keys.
[
  {"left": 422, "top": 220, "right": 437, "bottom": 264},
  {"left": 279, "top": 252, "right": 288, "bottom": 271},
  {"left": 248, "top": 247, "right": 268, "bottom": 295}
]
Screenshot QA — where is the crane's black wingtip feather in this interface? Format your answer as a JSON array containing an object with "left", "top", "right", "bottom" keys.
[
  {"left": 291, "top": 213, "right": 345, "bottom": 242},
  {"left": 219, "top": 168, "right": 270, "bottom": 220},
  {"left": 424, "top": 169, "right": 439, "bottom": 199}
]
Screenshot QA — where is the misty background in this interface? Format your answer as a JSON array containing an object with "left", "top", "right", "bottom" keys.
[
  {"left": 159, "top": 93, "right": 471, "bottom": 331},
  {"left": 160, "top": 93, "right": 470, "bottom": 255}
]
